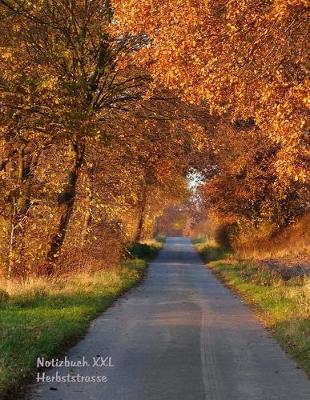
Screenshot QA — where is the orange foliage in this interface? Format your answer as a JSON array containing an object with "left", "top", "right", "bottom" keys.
[{"left": 112, "top": 0, "right": 310, "bottom": 182}]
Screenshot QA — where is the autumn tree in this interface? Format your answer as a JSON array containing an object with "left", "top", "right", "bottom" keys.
[
  {"left": 1, "top": 1, "right": 200, "bottom": 277},
  {"left": 0, "top": 0, "right": 151, "bottom": 274},
  {"left": 112, "top": 0, "right": 309, "bottom": 181},
  {"left": 112, "top": 0, "right": 309, "bottom": 246}
]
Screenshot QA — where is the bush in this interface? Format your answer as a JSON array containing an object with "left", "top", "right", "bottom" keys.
[
  {"left": 156, "top": 235, "right": 166, "bottom": 244},
  {"left": 125, "top": 242, "right": 160, "bottom": 261},
  {"left": 214, "top": 223, "right": 237, "bottom": 248},
  {"left": 0, "top": 288, "right": 9, "bottom": 305},
  {"left": 232, "top": 214, "right": 310, "bottom": 258}
]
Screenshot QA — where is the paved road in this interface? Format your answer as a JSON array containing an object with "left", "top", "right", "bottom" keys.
[{"left": 27, "top": 237, "right": 310, "bottom": 400}]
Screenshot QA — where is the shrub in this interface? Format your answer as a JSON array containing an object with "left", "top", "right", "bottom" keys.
[
  {"left": 0, "top": 288, "right": 9, "bottom": 305},
  {"left": 125, "top": 242, "right": 160, "bottom": 261},
  {"left": 214, "top": 223, "right": 237, "bottom": 248}
]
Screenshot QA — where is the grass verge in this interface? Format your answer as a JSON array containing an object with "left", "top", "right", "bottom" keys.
[
  {"left": 0, "top": 242, "right": 162, "bottom": 399},
  {"left": 125, "top": 239, "right": 164, "bottom": 261},
  {"left": 195, "top": 242, "right": 310, "bottom": 376}
]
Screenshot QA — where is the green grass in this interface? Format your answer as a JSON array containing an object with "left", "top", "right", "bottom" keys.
[
  {"left": 0, "top": 243, "right": 162, "bottom": 399},
  {"left": 195, "top": 242, "right": 310, "bottom": 376},
  {"left": 125, "top": 240, "right": 164, "bottom": 261},
  {"left": 195, "top": 242, "right": 231, "bottom": 262}
]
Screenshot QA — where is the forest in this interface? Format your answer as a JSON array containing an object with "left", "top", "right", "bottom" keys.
[
  {"left": 0, "top": 1, "right": 309, "bottom": 396},
  {"left": 0, "top": 0, "right": 308, "bottom": 278}
]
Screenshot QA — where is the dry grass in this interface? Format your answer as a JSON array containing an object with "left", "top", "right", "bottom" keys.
[
  {"left": 1, "top": 267, "right": 130, "bottom": 298},
  {"left": 234, "top": 215, "right": 310, "bottom": 259}
]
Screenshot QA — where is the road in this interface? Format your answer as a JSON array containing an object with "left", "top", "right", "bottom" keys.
[{"left": 27, "top": 237, "right": 310, "bottom": 400}]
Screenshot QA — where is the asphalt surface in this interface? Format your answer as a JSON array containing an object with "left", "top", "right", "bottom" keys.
[{"left": 27, "top": 237, "right": 310, "bottom": 400}]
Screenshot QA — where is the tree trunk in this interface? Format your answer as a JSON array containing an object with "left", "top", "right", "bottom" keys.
[
  {"left": 7, "top": 146, "right": 38, "bottom": 278},
  {"left": 81, "top": 163, "right": 94, "bottom": 245},
  {"left": 46, "top": 141, "right": 85, "bottom": 274},
  {"left": 7, "top": 197, "right": 17, "bottom": 279},
  {"left": 153, "top": 216, "right": 160, "bottom": 239},
  {"left": 16, "top": 145, "right": 38, "bottom": 217},
  {"left": 134, "top": 184, "right": 147, "bottom": 243}
]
